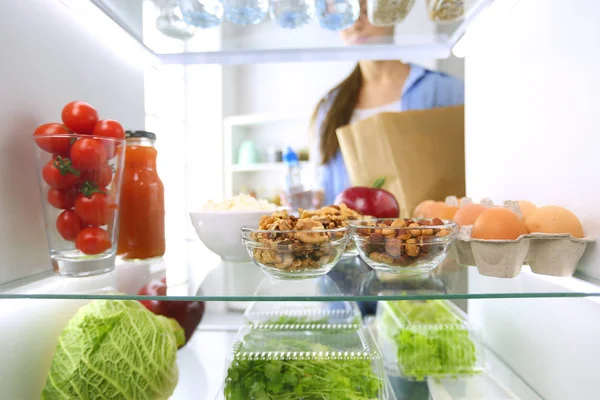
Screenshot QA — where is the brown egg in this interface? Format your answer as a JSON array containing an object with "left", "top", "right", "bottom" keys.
[
  {"left": 453, "top": 203, "right": 487, "bottom": 227},
  {"left": 472, "top": 207, "right": 528, "bottom": 240},
  {"left": 518, "top": 200, "right": 537, "bottom": 220},
  {"left": 525, "top": 206, "right": 584, "bottom": 238},
  {"left": 413, "top": 200, "right": 435, "bottom": 218},
  {"left": 426, "top": 201, "right": 450, "bottom": 219},
  {"left": 441, "top": 206, "right": 459, "bottom": 220}
]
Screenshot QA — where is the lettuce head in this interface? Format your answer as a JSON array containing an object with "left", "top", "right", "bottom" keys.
[{"left": 42, "top": 300, "right": 185, "bottom": 400}]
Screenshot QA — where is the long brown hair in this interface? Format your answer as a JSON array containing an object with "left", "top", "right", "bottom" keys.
[{"left": 310, "top": 64, "right": 362, "bottom": 165}]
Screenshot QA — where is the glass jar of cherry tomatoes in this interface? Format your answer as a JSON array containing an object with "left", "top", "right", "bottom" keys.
[{"left": 117, "top": 131, "right": 166, "bottom": 260}]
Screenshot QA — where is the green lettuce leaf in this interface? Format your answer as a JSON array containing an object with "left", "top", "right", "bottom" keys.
[{"left": 42, "top": 300, "right": 184, "bottom": 400}]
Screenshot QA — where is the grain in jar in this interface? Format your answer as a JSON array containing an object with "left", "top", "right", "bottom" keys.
[{"left": 427, "top": 0, "right": 465, "bottom": 23}]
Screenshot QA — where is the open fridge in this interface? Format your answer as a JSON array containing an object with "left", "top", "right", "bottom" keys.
[{"left": 1, "top": 0, "right": 600, "bottom": 399}]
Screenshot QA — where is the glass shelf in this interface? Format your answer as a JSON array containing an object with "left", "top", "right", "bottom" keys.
[
  {"left": 87, "top": 0, "right": 495, "bottom": 64},
  {"left": 2, "top": 241, "right": 600, "bottom": 301}
]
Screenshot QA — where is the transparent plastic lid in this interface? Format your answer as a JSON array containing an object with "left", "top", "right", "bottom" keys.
[
  {"left": 243, "top": 300, "right": 362, "bottom": 325},
  {"left": 224, "top": 323, "right": 389, "bottom": 399},
  {"left": 376, "top": 300, "right": 484, "bottom": 382}
]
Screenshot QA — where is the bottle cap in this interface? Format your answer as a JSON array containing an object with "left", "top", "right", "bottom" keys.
[
  {"left": 125, "top": 130, "right": 157, "bottom": 140},
  {"left": 283, "top": 147, "right": 298, "bottom": 164}
]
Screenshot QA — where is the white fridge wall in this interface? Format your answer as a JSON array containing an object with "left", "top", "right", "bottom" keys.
[
  {"left": 465, "top": 0, "right": 600, "bottom": 398},
  {"left": 0, "top": 1, "right": 145, "bottom": 284}
]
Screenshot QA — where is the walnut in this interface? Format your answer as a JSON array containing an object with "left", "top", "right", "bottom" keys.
[
  {"left": 274, "top": 254, "right": 294, "bottom": 269},
  {"left": 267, "top": 219, "right": 293, "bottom": 231},
  {"left": 405, "top": 238, "right": 420, "bottom": 257},
  {"left": 295, "top": 219, "right": 329, "bottom": 244}
]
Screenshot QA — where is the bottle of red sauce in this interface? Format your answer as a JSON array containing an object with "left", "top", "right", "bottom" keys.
[{"left": 117, "top": 130, "right": 165, "bottom": 259}]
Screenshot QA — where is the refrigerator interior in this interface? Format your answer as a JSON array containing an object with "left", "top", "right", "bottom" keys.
[{"left": 1, "top": 0, "right": 600, "bottom": 399}]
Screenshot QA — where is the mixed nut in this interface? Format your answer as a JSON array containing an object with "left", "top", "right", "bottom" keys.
[
  {"left": 354, "top": 218, "right": 453, "bottom": 267},
  {"left": 248, "top": 207, "right": 352, "bottom": 272}
]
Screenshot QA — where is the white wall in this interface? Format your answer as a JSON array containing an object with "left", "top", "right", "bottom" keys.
[
  {"left": 0, "top": 1, "right": 145, "bottom": 284},
  {"left": 465, "top": 0, "right": 600, "bottom": 398}
]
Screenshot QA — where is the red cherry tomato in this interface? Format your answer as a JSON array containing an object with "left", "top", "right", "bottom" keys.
[
  {"left": 80, "top": 164, "right": 112, "bottom": 188},
  {"left": 93, "top": 119, "right": 125, "bottom": 140},
  {"left": 75, "top": 227, "right": 111, "bottom": 255},
  {"left": 94, "top": 120, "right": 125, "bottom": 159},
  {"left": 70, "top": 138, "right": 107, "bottom": 171},
  {"left": 47, "top": 188, "right": 77, "bottom": 209},
  {"left": 61, "top": 101, "right": 98, "bottom": 135},
  {"left": 33, "top": 123, "right": 73, "bottom": 155},
  {"left": 56, "top": 210, "right": 83, "bottom": 241},
  {"left": 75, "top": 190, "right": 109, "bottom": 226},
  {"left": 42, "top": 157, "right": 80, "bottom": 189}
]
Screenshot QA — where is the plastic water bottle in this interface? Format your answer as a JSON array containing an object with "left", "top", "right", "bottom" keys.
[
  {"left": 223, "top": 0, "right": 269, "bottom": 24},
  {"left": 269, "top": 0, "right": 315, "bottom": 29},
  {"left": 178, "top": 0, "right": 224, "bottom": 28},
  {"left": 315, "top": 0, "right": 359, "bottom": 31},
  {"left": 155, "top": 0, "right": 196, "bottom": 40},
  {"left": 281, "top": 147, "right": 313, "bottom": 210}
]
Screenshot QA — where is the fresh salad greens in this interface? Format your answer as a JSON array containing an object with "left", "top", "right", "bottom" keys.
[
  {"left": 224, "top": 328, "right": 383, "bottom": 399},
  {"left": 380, "top": 300, "right": 478, "bottom": 381}
]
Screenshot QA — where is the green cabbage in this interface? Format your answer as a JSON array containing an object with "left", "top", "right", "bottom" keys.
[{"left": 42, "top": 300, "right": 185, "bottom": 400}]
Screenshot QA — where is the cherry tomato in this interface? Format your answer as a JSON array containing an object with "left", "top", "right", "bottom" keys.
[
  {"left": 61, "top": 101, "right": 98, "bottom": 135},
  {"left": 93, "top": 120, "right": 124, "bottom": 159},
  {"left": 42, "top": 157, "right": 80, "bottom": 189},
  {"left": 75, "top": 190, "right": 109, "bottom": 226},
  {"left": 75, "top": 227, "right": 111, "bottom": 255},
  {"left": 56, "top": 210, "right": 83, "bottom": 241},
  {"left": 33, "top": 123, "right": 73, "bottom": 155},
  {"left": 47, "top": 188, "right": 77, "bottom": 209},
  {"left": 80, "top": 164, "right": 112, "bottom": 188},
  {"left": 70, "top": 138, "right": 107, "bottom": 171}
]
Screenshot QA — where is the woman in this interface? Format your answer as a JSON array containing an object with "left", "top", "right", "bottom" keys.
[
  {"left": 310, "top": 4, "right": 465, "bottom": 206},
  {"left": 311, "top": 5, "right": 464, "bottom": 315}
]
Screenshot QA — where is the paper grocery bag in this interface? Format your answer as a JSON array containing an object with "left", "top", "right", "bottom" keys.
[{"left": 336, "top": 105, "right": 465, "bottom": 218}]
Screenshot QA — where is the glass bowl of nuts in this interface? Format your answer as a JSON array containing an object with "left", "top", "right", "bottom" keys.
[
  {"left": 351, "top": 218, "right": 457, "bottom": 275},
  {"left": 241, "top": 210, "right": 351, "bottom": 279}
]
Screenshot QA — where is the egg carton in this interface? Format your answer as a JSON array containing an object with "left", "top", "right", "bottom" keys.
[{"left": 452, "top": 226, "right": 594, "bottom": 278}]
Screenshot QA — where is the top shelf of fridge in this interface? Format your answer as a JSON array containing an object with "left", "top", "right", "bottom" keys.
[{"left": 88, "top": 0, "right": 495, "bottom": 64}]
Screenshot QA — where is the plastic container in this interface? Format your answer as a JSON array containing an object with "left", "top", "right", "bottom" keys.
[
  {"left": 178, "top": 0, "right": 223, "bottom": 28},
  {"left": 269, "top": 0, "right": 315, "bottom": 29},
  {"left": 32, "top": 134, "right": 125, "bottom": 277},
  {"left": 351, "top": 218, "right": 457, "bottom": 275},
  {"left": 222, "top": 323, "right": 389, "bottom": 399},
  {"left": 155, "top": 0, "right": 196, "bottom": 40},
  {"left": 117, "top": 131, "right": 166, "bottom": 260},
  {"left": 315, "top": 0, "right": 359, "bottom": 31},
  {"left": 243, "top": 300, "right": 362, "bottom": 325},
  {"left": 426, "top": 0, "right": 465, "bottom": 23},
  {"left": 376, "top": 300, "right": 484, "bottom": 381},
  {"left": 241, "top": 225, "right": 351, "bottom": 279},
  {"left": 222, "top": 0, "right": 269, "bottom": 24},
  {"left": 367, "top": 0, "right": 415, "bottom": 26}
]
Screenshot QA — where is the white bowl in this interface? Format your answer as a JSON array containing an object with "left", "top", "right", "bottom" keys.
[{"left": 189, "top": 209, "right": 282, "bottom": 262}]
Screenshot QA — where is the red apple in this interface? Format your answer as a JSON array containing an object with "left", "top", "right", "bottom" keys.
[
  {"left": 138, "top": 277, "right": 205, "bottom": 346},
  {"left": 334, "top": 177, "right": 400, "bottom": 218}
]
